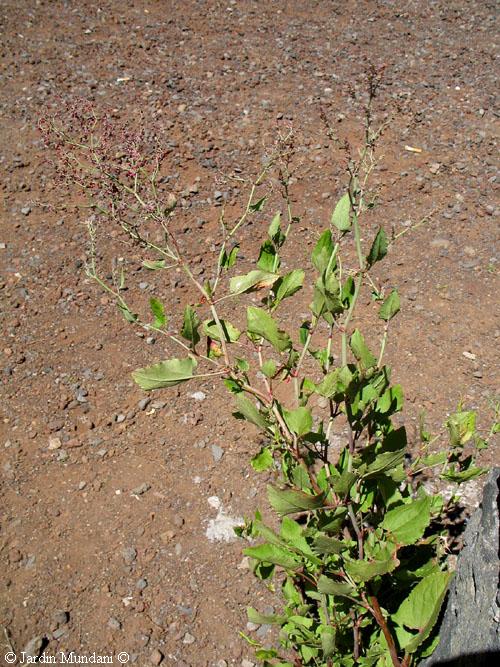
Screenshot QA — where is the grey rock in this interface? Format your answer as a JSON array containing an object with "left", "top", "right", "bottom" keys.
[
  {"left": 150, "top": 649, "right": 164, "bottom": 665},
  {"left": 431, "top": 238, "right": 451, "bottom": 250},
  {"left": 138, "top": 397, "right": 151, "bottom": 411},
  {"left": 211, "top": 444, "right": 224, "bottom": 463},
  {"left": 122, "top": 547, "right": 137, "bottom": 565},
  {"left": 21, "top": 206, "right": 32, "bottom": 216},
  {"left": 108, "top": 616, "right": 121, "bottom": 630},
  {"left": 422, "top": 468, "right": 499, "bottom": 666},
  {"left": 53, "top": 610, "right": 69, "bottom": 625},
  {"left": 256, "top": 624, "right": 271, "bottom": 639},
  {"left": 23, "top": 636, "right": 44, "bottom": 659},
  {"left": 52, "top": 627, "right": 67, "bottom": 640},
  {"left": 131, "top": 482, "right": 151, "bottom": 496}
]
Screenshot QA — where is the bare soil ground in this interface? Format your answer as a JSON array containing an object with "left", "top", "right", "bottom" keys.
[{"left": 0, "top": 1, "right": 498, "bottom": 666}]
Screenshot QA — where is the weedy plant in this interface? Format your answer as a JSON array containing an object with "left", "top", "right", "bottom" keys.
[{"left": 41, "top": 72, "right": 496, "bottom": 667}]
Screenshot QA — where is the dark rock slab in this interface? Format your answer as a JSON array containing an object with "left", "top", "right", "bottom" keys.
[{"left": 423, "top": 468, "right": 499, "bottom": 666}]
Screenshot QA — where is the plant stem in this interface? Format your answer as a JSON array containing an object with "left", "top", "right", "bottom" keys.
[
  {"left": 347, "top": 503, "right": 364, "bottom": 560},
  {"left": 341, "top": 274, "right": 363, "bottom": 366},
  {"left": 378, "top": 323, "right": 389, "bottom": 367},
  {"left": 367, "top": 593, "right": 402, "bottom": 667}
]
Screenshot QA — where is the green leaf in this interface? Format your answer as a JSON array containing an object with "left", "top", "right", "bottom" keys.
[
  {"left": 317, "top": 576, "right": 355, "bottom": 596},
  {"left": 350, "top": 329, "right": 377, "bottom": 369},
  {"left": 247, "top": 306, "right": 291, "bottom": 352},
  {"left": 280, "top": 517, "right": 318, "bottom": 560},
  {"left": 235, "top": 357, "right": 249, "bottom": 372},
  {"left": 149, "top": 297, "right": 166, "bottom": 329},
  {"left": 376, "top": 385, "right": 404, "bottom": 414},
  {"left": 244, "top": 542, "right": 300, "bottom": 570},
  {"left": 180, "top": 305, "right": 200, "bottom": 347},
  {"left": 330, "top": 469, "right": 357, "bottom": 497},
  {"left": 268, "top": 211, "right": 286, "bottom": 247},
  {"left": 393, "top": 571, "right": 453, "bottom": 652},
  {"left": 219, "top": 244, "right": 239, "bottom": 270},
  {"left": 283, "top": 407, "right": 312, "bottom": 437},
  {"left": 299, "top": 321, "right": 310, "bottom": 345},
  {"left": 345, "top": 543, "right": 399, "bottom": 582},
  {"left": 320, "top": 507, "right": 348, "bottom": 534},
  {"left": 251, "top": 447, "right": 274, "bottom": 472},
  {"left": 268, "top": 211, "right": 280, "bottom": 238},
  {"left": 382, "top": 496, "right": 433, "bottom": 546},
  {"left": 203, "top": 318, "right": 241, "bottom": 343},
  {"left": 379, "top": 289, "right": 400, "bottom": 321},
  {"left": 313, "top": 536, "right": 347, "bottom": 556},
  {"left": 331, "top": 192, "right": 351, "bottom": 231},
  {"left": 321, "top": 626, "right": 336, "bottom": 658},
  {"left": 261, "top": 359, "right": 277, "bottom": 378},
  {"left": 441, "top": 466, "right": 487, "bottom": 483},
  {"left": 247, "top": 607, "right": 285, "bottom": 626},
  {"left": 257, "top": 240, "right": 279, "bottom": 272},
  {"left": 316, "top": 365, "right": 354, "bottom": 399},
  {"left": 312, "top": 230, "right": 336, "bottom": 274},
  {"left": 132, "top": 357, "right": 197, "bottom": 390},
  {"left": 233, "top": 393, "right": 268, "bottom": 431},
  {"left": 267, "top": 485, "right": 325, "bottom": 515},
  {"left": 341, "top": 275, "right": 356, "bottom": 308},
  {"left": 118, "top": 302, "right": 138, "bottom": 323},
  {"left": 230, "top": 270, "right": 279, "bottom": 295},
  {"left": 366, "top": 227, "right": 388, "bottom": 268},
  {"left": 274, "top": 269, "right": 305, "bottom": 306},
  {"left": 446, "top": 410, "right": 476, "bottom": 447},
  {"left": 142, "top": 259, "right": 166, "bottom": 270},
  {"left": 249, "top": 196, "right": 266, "bottom": 212},
  {"left": 361, "top": 450, "right": 406, "bottom": 479}
]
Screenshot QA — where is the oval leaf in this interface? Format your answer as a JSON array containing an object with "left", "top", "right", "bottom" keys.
[
  {"left": 247, "top": 306, "right": 291, "bottom": 352},
  {"left": 132, "top": 357, "right": 197, "bottom": 390},
  {"left": 230, "top": 270, "right": 279, "bottom": 295},
  {"left": 379, "top": 289, "right": 400, "bottom": 321},
  {"left": 331, "top": 193, "right": 351, "bottom": 231}
]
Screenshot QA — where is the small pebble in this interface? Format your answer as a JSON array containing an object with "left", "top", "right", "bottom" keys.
[
  {"left": 48, "top": 437, "right": 62, "bottom": 450},
  {"left": 138, "top": 397, "right": 151, "bottom": 411},
  {"left": 150, "top": 649, "right": 164, "bottom": 665},
  {"left": 122, "top": 547, "right": 137, "bottom": 564},
  {"left": 53, "top": 610, "right": 69, "bottom": 626},
  {"left": 211, "top": 444, "right": 224, "bottom": 463},
  {"left": 108, "top": 617, "right": 121, "bottom": 630},
  {"left": 52, "top": 627, "right": 67, "bottom": 640},
  {"left": 183, "top": 632, "right": 195, "bottom": 645},
  {"left": 131, "top": 482, "right": 151, "bottom": 496}
]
